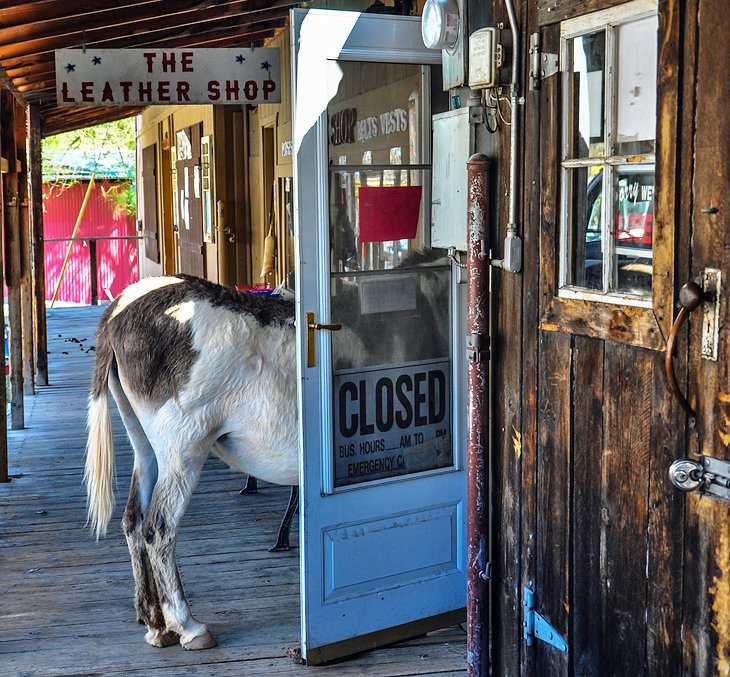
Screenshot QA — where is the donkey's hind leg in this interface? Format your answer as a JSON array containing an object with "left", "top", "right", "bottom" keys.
[
  {"left": 122, "top": 475, "right": 179, "bottom": 647},
  {"left": 143, "top": 443, "right": 215, "bottom": 650},
  {"left": 111, "top": 372, "right": 179, "bottom": 648}
]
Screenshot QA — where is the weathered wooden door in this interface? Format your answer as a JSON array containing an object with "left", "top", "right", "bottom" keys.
[
  {"left": 175, "top": 122, "right": 205, "bottom": 278},
  {"left": 497, "top": 0, "right": 697, "bottom": 674}
]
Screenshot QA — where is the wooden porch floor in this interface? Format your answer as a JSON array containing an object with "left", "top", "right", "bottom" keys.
[{"left": 0, "top": 305, "right": 466, "bottom": 676}]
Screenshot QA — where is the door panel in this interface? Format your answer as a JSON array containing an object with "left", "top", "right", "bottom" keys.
[
  {"left": 292, "top": 9, "right": 465, "bottom": 664},
  {"left": 141, "top": 144, "right": 159, "bottom": 263},
  {"left": 176, "top": 122, "right": 205, "bottom": 278}
]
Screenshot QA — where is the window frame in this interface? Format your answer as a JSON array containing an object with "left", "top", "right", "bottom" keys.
[{"left": 539, "top": 0, "right": 675, "bottom": 351}]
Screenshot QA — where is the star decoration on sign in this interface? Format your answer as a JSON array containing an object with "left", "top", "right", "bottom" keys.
[
  {"left": 235, "top": 54, "right": 246, "bottom": 64},
  {"left": 92, "top": 56, "right": 102, "bottom": 65},
  {"left": 260, "top": 61, "right": 272, "bottom": 72},
  {"left": 65, "top": 63, "right": 76, "bottom": 73}
]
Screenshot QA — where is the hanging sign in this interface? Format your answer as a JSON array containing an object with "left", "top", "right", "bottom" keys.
[{"left": 55, "top": 48, "right": 280, "bottom": 106}]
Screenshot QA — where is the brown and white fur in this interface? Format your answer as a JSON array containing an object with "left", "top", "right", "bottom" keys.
[{"left": 85, "top": 275, "right": 298, "bottom": 650}]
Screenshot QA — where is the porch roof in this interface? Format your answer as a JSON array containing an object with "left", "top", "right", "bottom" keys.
[{"left": 0, "top": 0, "right": 298, "bottom": 137}]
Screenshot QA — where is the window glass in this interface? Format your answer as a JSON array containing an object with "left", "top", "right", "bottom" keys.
[
  {"left": 561, "top": 5, "right": 657, "bottom": 301},
  {"left": 567, "top": 31, "right": 606, "bottom": 160},
  {"left": 567, "top": 165, "right": 604, "bottom": 290},
  {"left": 613, "top": 164, "right": 654, "bottom": 295},
  {"left": 327, "top": 61, "right": 453, "bottom": 488},
  {"left": 327, "top": 61, "right": 426, "bottom": 273},
  {"left": 615, "top": 16, "right": 658, "bottom": 156}
]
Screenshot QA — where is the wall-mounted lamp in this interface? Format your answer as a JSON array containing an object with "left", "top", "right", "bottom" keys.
[{"left": 421, "top": 0, "right": 460, "bottom": 54}]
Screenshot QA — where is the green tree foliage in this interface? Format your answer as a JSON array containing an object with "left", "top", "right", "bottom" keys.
[{"left": 42, "top": 117, "right": 137, "bottom": 217}]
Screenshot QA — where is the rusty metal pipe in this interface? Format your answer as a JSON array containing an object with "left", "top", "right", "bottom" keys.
[{"left": 466, "top": 153, "right": 490, "bottom": 677}]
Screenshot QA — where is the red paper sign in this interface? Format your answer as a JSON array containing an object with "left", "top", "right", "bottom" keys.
[{"left": 358, "top": 186, "right": 422, "bottom": 243}]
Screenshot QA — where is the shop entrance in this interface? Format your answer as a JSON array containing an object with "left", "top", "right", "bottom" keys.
[{"left": 292, "top": 9, "right": 467, "bottom": 664}]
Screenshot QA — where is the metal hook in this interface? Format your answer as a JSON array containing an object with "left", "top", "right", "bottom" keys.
[{"left": 82, "top": 30, "right": 87, "bottom": 54}]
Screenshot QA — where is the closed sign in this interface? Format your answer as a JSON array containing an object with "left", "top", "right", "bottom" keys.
[{"left": 333, "top": 360, "right": 452, "bottom": 487}]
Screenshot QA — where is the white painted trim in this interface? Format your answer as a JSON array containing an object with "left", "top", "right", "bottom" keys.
[{"left": 560, "top": 0, "right": 658, "bottom": 40}]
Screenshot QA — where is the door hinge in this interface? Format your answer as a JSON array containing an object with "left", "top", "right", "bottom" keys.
[
  {"left": 523, "top": 587, "right": 568, "bottom": 653},
  {"left": 529, "top": 32, "right": 559, "bottom": 90},
  {"left": 669, "top": 455, "right": 730, "bottom": 502}
]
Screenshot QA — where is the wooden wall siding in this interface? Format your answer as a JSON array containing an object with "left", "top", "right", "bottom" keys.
[
  {"left": 683, "top": 0, "right": 730, "bottom": 673},
  {"left": 43, "top": 181, "right": 139, "bottom": 304}
]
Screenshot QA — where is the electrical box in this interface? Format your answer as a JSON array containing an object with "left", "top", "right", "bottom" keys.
[
  {"left": 431, "top": 107, "right": 476, "bottom": 252},
  {"left": 441, "top": 0, "right": 468, "bottom": 89},
  {"left": 468, "top": 28, "right": 503, "bottom": 89}
]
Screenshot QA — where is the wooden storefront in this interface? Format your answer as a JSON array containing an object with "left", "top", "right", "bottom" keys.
[{"left": 480, "top": 0, "right": 730, "bottom": 673}]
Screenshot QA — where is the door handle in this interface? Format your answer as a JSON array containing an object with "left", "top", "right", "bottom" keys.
[
  {"left": 306, "top": 312, "right": 342, "bottom": 368},
  {"left": 665, "top": 281, "right": 703, "bottom": 418}
]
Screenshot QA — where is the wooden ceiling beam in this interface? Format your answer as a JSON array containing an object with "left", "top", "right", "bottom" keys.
[
  {"left": 0, "top": 0, "right": 184, "bottom": 28},
  {"left": 0, "top": 0, "right": 294, "bottom": 60}
]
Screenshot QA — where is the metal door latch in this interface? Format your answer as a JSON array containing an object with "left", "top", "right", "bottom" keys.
[
  {"left": 669, "top": 456, "right": 730, "bottom": 502},
  {"left": 523, "top": 587, "right": 569, "bottom": 653}
]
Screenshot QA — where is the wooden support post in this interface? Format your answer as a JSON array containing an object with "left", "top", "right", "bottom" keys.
[
  {"left": 28, "top": 104, "right": 47, "bottom": 386},
  {"left": 2, "top": 89, "right": 24, "bottom": 429},
  {"left": 16, "top": 99, "right": 33, "bottom": 396},
  {"left": 89, "top": 239, "right": 98, "bottom": 305}
]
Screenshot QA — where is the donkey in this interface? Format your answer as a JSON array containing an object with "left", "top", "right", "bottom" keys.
[{"left": 85, "top": 274, "right": 298, "bottom": 650}]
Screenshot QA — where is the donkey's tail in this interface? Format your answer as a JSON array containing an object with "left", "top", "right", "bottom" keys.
[{"left": 84, "top": 319, "right": 115, "bottom": 540}]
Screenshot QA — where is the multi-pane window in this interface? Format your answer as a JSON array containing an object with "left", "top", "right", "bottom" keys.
[{"left": 559, "top": 0, "right": 658, "bottom": 304}]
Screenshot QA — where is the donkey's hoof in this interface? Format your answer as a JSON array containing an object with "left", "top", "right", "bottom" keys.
[
  {"left": 183, "top": 630, "right": 217, "bottom": 650},
  {"left": 145, "top": 628, "right": 180, "bottom": 648}
]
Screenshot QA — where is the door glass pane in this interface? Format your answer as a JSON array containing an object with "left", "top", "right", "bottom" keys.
[
  {"left": 327, "top": 61, "right": 452, "bottom": 488},
  {"left": 615, "top": 16, "right": 658, "bottom": 156},
  {"left": 331, "top": 265, "right": 452, "bottom": 488},
  {"left": 613, "top": 164, "right": 654, "bottom": 295},
  {"left": 330, "top": 168, "right": 427, "bottom": 272},
  {"left": 567, "top": 165, "right": 604, "bottom": 290},
  {"left": 566, "top": 31, "right": 606, "bottom": 160}
]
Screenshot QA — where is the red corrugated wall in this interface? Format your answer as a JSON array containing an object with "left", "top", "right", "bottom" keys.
[{"left": 43, "top": 180, "right": 138, "bottom": 304}]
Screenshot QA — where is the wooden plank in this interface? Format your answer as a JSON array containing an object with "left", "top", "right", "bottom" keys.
[
  {"left": 600, "top": 342, "right": 652, "bottom": 674},
  {"left": 540, "top": 297, "right": 664, "bottom": 351},
  {"left": 535, "top": 331, "right": 570, "bottom": 676},
  {"left": 682, "top": 0, "right": 730, "bottom": 673},
  {"left": 570, "top": 336, "right": 603, "bottom": 673},
  {"left": 488, "top": 0, "right": 524, "bottom": 671},
  {"left": 537, "top": 0, "right": 629, "bottom": 25}
]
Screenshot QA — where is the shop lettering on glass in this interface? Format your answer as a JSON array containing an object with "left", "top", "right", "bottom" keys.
[
  {"left": 615, "top": 174, "right": 654, "bottom": 248},
  {"left": 330, "top": 106, "right": 409, "bottom": 146},
  {"left": 333, "top": 361, "right": 451, "bottom": 487},
  {"left": 55, "top": 48, "right": 281, "bottom": 106}
]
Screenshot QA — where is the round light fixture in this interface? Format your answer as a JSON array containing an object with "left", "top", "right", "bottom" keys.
[{"left": 421, "top": 0, "right": 460, "bottom": 53}]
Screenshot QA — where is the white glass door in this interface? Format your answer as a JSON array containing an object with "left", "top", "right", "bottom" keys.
[{"left": 292, "top": 9, "right": 466, "bottom": 664}]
